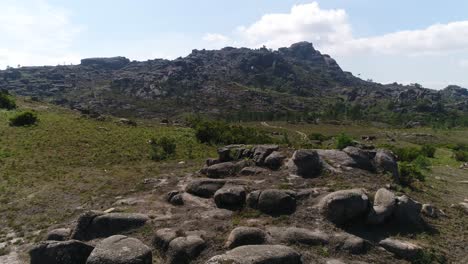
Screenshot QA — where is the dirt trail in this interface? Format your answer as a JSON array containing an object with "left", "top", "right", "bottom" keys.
[{"left": 260, "top": 121, "right": 308, "bottom": 140}]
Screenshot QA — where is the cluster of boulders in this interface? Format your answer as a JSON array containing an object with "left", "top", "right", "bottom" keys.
[{"left": 29, "top": 144, "right": 435, "bottom": 264}]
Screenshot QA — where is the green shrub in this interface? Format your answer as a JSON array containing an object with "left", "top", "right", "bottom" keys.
[
  {"left": 421, "top": 144, "right": 436, "bottom": 158},
  {"left": 150, "top": 136, "right": 176, "bottom": 161},
  {"left": 413, "top": 155, "right": 431, "bottom": 171},
  {"left": 0, "top": 91, "right": 16, "bottom": 110},
  {"left": 9, "top": 111, "right": 38, "bottom": 126},
  {"left": 453, "top": 150, "right": 468, "bottom": 162},
  {"left": 188, "top": 118, "right": 273, "bottom": 145},
  {"left": 399, "top": 162, "right": 425, "bottom": 186},
  {"left": 308, "top": 133, "right": 330, "bottom": 142},
  {"left": 335, "top": 133, "right": 354, "bottom": 150}
]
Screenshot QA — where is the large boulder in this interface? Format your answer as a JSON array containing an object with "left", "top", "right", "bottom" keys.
[
  {"left": 264, "top": 151, "right": 286, "bottom": 170},
  {"left": 29, "top": 240, "right": 94, "bottom": 264},
  {"left": 379, "top": 238, "right": 422, "bottom": 260},
  {"left": 343, "top": 147, "right": 375, "bottom": 171},
  {"left": 214, "top": 186, "right": 246, "bottom": 210},
  {"left": 225, "top": 227, "right": 268, "bottom": 249},
  {"left": 46, "top": 228, "right": 71, "bottom": 241},
  {"left": 374, "top": 150, "right": 399, "bottom": 180},
  {"left": 153, "top": 228, "right": 179, "bottom": 253},
  {"left": 203, "top": 162, "right": 239, "bottom": 178},
  {"left": 268, "top": 227, "right": 329, "bottom": 246},
  {"left": 86, "top": 235, "right": 152, "bottom": 264},
  {"left": 252, "top": 145, "right": 279, "bottom": 165},
  {"left": 248, "top": 189, "right": 296, "bottom": 216},
  {"left": 393, "top": 195, "right": 424, "bottom": 228},
  {"left": 367, "top": 188, "right": 397, "bottom": 224},
  {"left": 185, "top": 179, "right": 226, "bottom": 198},
  {"left": 166, "top": 235, "right": 206, "bottom": 264},
  {"left": 318, "top": 189, "right": 370, "bottom": 225},
  {"left": 71, "top": 211, "right": 149, "bottom": 241},
  {"left": 287, "top": 149, "right": 322, "bottom": 178},
  {"left": 206, "top": 245, "right": 302, "bottom": 264},
  {"left": 316, "top": 149, "right": 357, "bottom": 169}
]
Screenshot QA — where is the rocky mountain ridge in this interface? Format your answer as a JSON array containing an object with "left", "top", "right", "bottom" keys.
[{"left": 1, "top": 42, "right": 467, "bottom": 121}]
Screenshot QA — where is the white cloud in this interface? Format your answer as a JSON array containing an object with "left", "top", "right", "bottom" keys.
[
  {"left": 203, "top": 33, "right": 231, "bottom": 45},
  {"left": 0, "top": 0, "right": 83, "bottom": 68},
  {"left": 459, "top": 59, "right": 468, "bottom": 68},
  {"left": 204, "top": 2, "right": 468, "bottom": 58}
]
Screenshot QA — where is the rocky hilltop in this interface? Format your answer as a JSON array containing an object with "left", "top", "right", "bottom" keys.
[{"left": 1, "top": 42, "right": 467, "bottom": 121}]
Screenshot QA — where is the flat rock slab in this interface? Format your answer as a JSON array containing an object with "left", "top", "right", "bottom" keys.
[
  {"left": 318, "top": 189, "right": 369, "bottom": 225},
  {"left": 86, "top": 235, "right": 152, "bottom": 264},
  {"left": 29, "top": 240, "right": 94, "bottom": 264},
  {"left": 185, "top": 179, "right": 226, "bottom": 198},
  {"left": 268, "top": 227, "right": 329, "bottom": 246},
  {"left": 225, "top": 227, "right": 268, "bottom": 249},
  {"left": 206, "top": 245, "right": 302, "bottom": 264},
  {"left": 379, "top": 238, "right": 422, "bottom": 260}
]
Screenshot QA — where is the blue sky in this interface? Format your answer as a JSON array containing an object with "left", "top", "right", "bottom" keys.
[{"left": 1, "top": 0, "right": 468, "bottom": 89}]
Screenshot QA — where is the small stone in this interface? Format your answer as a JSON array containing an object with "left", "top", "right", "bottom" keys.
[
  {"left": 86, "top": 235, "right": 152, "bottom": 264},
  {"left": 225, "top": 227, "right": 267, "bottom": 249}
]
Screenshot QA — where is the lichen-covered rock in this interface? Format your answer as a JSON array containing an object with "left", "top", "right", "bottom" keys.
[
  {"left": 394, "top": 195, "right": 424, "bottom": 228},
  {"left": 225, "top": 227, "right": 268, "bottom": 249},
  {"left": 185, "top": 179, "right": 226, "bottom": 198},
  {"left": 206, "top": 245, "right": 302, "bottom": 264},
  {"left": 367, "top": 188, "right": 397, "bottom": 224},
  {"left": 153, "top": 228, "right": 179, "bottom": 252},
  {"left": 264, "top": 151, "right": 286, "bottom": 170},
  {"left": 249, "top": 189, "right": 296, "bottom": 216},
  {"left": 166, "top": 235, "right": 206, "bottom": 264},
  {"left": 214, "top": 186, "right": 246, "bottom": 210},
  {"left": 46, "top": 228, "right": 71, "bottom": 241},
  {"left": 343, "top": 146, "right": 375, "bottom": 171},
  {"left": 252, "top": 145, "right": 279, "bottom": 165},
  {"left": 318, "top": 189, "right": 369, "bottom": 225},
  {"left": 29, "top": 240, "right": 94, "bottom": 264},
  {"left": 268, "top": 227, "right": 329, "bottom": 246},
  {"left": 203, "top": 162, "right": 239, "bottom": 178},
  {"left": 86, "top": 235, "right": 152, "bottom": 264},
  {"left": 287, "top": 149, "right": 322, "bottom": 178},
  {"left": 375, "top": 149, "right": 399, "bottom": 180},
  {"left": 379, "top": 238, "right": 422, "bottom": 260}
]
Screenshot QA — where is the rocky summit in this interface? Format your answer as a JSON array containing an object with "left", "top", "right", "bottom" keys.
[{"left": 1, "top": 42, "right": 467, "bottom": 124}]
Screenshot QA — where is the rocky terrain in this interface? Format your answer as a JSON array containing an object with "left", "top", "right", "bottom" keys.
[
  {"left": 1, "top": 42, "right": 467, "bottom": 122},
  {"left": 24, "top": 144, "right": 466, "bottom": 264}
]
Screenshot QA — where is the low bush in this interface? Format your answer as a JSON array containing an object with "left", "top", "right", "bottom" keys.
[
  {"left": 9, "top": 111, "right": 38, "bottom": 126},
  {"left": 0, "top": 91, "right": 16, "bottom": 110},
  {"left": 420, "top": 144, "right": 436, "bottom": 158},
  {"left": 149, "top": 136, "right": 177, "bottom": 161},
  {"left": 399, "top": 162, "right": 425, "bottom": 186},
  {"left": 453, "top": 150, "right": 468, "bottom": 162},
  {"left": 335, "top": 133, "right": 354, "bottom": 150},
  {"left": 308, "top": 133, "right": 331, "bottom": 142},
  {"left": 188, "top": 117, "right": 273, "bottom": 145}
]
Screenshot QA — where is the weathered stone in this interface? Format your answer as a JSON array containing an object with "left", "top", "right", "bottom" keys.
[
  {"left": 206, "top": 245, "right": 302, "bottom": 264},
  {"left": 225, "top": 227, "right": 268, "bottom": 249},
  {"left": 29, "top": 240, "right": 94, "bottom": 264},
  {"left": 334, "top": 233, "right": 367, "bottom": 254},
  {"left": 71, "top": 211, "right": 149, "bottom": 241},
  {"left": 318, "top": 189, "right": 369, "bottom": 225},
  {"left": 46, "top": 228, "right": 71, "bottom": 241},
  {"left": 343, "top": 146, "right": 375, "bottom": 171},
  {"left": 166, "top": 235, "right": 206, "bottom": 264},
  {"left": 203, "top": 162, "right": 238, "bottom": 178},
  {"left": 317, "top": 149, "right": 357, "bottom": 169},
  {"left": 166, "top": 191, "right": 184, "bottom": 206},
  {"left": 367, "top": 188, "right": 396, "bottom": 224},
  {"left": 246, "top": 190, "right": 262, "bottom": 208},
  {"left": 394, "top": 195, "right": 424, "bottom": 228},
  {"left": 379, "top": 238, "right": 422, "bottom": 260},
  {"left": 214, "top": 186, "right": 246, "bottom": 210},
  {"left": 250, "top": 189, "right": 296, "bottom": 216},
  {"left": 240, "top": 166, "right": 266, "bottom": 176},
  {"left": 264, "top": 151, "right": 286, "bottom": 170},
  {"left": 217, "top": 147, "right": 233, "bottom": 162},
  {"left": 86, "top": 235, "right": 152, "bottom": 264},
  {"left": 288, "top": 149, "right": 322, "bottom": 178},
  {"left": 375, "top": 150, "right": 399, "bottom": 180},
  {"left": 252, "top": 145, "right": 279, "bottom": 165},
  {"left": 153, "top": 228, "right": 179, "bottom": 252},
  {"left": 185, "top": 179, "right": 226, "bottom": 198}
]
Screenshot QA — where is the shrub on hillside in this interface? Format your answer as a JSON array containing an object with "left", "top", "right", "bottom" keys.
[
  {"left": 453, "top": 150, "right": 468, "bottom": 162},
  {"left": 308, "top": 133, "right": 330, "bottom": 142},
  {"left": 399, "top": 162, "right": 425, "bottom": 186},
  {"left": 188, "top": 117, "right": 273, "bottom": 145},
  {"left": 420, "top": 144, "right": 436, "bottom": 158},
  {"left": 0, "top": 91, "right": 16, "bottom": 110},
  {"left": 9, "top": 111, "right": 38, "bottom": 126},
  {"left": 335, "top": 133, "right": 354, "bottom": 150},
  {"left": 150, "top": 136, "right": 176, "bottom": 161}
]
